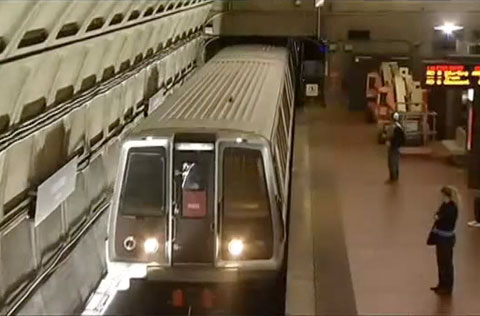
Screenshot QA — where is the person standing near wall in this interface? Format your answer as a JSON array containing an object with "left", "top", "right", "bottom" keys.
[
  {"left": 428, "top": 186, "right": 459, "bottom": 295},
  {"left": 386, "top": 112, "right": 405, "bottom": 182}
]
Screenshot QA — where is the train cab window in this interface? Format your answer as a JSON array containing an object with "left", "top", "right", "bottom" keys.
[
  {"left": 119, "top": 147, "right": 166, "bottom": 217},
  {"left": 222, "top": 147, "right": 273, "bottom": 260},
  {"left": 180, "top": 162, "right": 208, "bottom": 218}
]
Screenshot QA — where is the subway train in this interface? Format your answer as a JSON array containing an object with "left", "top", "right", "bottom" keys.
[{"left": 107, "top": 45, "right": 296, "bottom": 300}]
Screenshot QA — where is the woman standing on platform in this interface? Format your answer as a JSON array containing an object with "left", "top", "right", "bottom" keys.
[{"left": 428, "top": 186, "right": 459, "bottom": 295}]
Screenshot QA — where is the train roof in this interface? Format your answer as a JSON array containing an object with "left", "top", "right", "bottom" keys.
[{"left": 134, "top": 45, "right": 289, "bottom": 140}]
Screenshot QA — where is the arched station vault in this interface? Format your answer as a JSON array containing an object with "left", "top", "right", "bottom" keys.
[{"left": 0, "top": 1, "right": 214, "bottom": 314}]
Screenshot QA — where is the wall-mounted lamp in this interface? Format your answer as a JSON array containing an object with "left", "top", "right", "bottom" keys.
[
  {"left": 294, "top": 0, "right": 302, "bottom": 7},
  {"left": 434, "top": 22, "right": 464, "bottom": 35}
]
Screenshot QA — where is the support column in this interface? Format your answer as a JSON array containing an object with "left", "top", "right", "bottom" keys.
[
  {"left": 445, "top": 89, "right": 462, "bottom": 139},
  {"left": 468, "top": 89, "right": 480, "bottom": 189}
]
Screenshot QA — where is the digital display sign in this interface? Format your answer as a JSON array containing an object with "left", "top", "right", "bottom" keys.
[{"left": 425, "top": 64, "right": 480, "bottom": 87}]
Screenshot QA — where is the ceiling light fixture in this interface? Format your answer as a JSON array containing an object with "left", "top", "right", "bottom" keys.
[{"left": 434, "top": 22, "right": 464, "bottom": 35}]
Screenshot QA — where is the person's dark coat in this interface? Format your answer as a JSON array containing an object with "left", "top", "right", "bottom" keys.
[
  {"left": 390, "top": 124, "right": 405, "bottom": 149},
  {"left": 434, "top": 201, "right": 458, "bottom": 243}
]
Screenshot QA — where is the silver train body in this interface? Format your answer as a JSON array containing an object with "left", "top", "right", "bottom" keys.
[{"left": 108, "top": 45, "right": 295, "bottom": 284}]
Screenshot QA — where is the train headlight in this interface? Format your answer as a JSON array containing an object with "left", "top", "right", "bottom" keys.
[
  {"left": 228, "top": 239, "right": 244, "bottom": 257},
  {"left": 144, "top": 238, "right": 159, "bottom": 254}
]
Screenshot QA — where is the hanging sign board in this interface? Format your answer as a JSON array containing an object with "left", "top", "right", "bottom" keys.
[
  {"left": 35, "top": 157, "right": 78, "bottom": 227},
  {"left": 424, "top": 64, "right": 480, "bottom": 87}
]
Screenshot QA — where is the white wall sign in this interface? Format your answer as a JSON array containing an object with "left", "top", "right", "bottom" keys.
[
  {"left": 35, "top": 157, "right": 78, "bottom": 227},
  {"left": 404, "top": 121, "right": 419, "bottom": 133},
  {"left": 306, "top": 84, "right": 319, "bottom": 97},
  {"left": 148, "top": 89, "right": 166, "bottom": 115},
  {"left": 205, "top": 26, "right": 213, "bottom": 35}
]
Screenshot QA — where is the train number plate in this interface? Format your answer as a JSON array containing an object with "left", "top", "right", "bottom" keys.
[{"left": 183, "top": 190, "right": 207, "bottom": 218}]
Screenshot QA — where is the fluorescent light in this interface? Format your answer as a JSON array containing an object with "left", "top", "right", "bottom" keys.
[{"left": 434, "top": 22, "right": 464, "bottom": 35}]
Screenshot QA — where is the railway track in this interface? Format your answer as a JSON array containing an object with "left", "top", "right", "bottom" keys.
[{"left": 102, "top": 278, "right": 286, "bottom": 316}]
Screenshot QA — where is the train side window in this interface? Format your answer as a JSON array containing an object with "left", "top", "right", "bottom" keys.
[
  {"left": 272, "top": 149, "right": 284, "bottom": 201},
  {"left": 274, "top": 141, "right": 285, "bottom": 187},
  {"left": 221, "top": 147, "right": 273, "bottom": 260},
  {"left": 278, "top": 102, "right": 288, "bottom": 146},
  {"left": 285, "top": 70, "right": 294, "bottom": 108},
  {"left": 288, "top": 57, "right": 295, "bottom": 78},
  {"left": 275, "top": 112, "right": 288, "bottom": 173},
  {"left": 282, "top": 89, "right": 291, "bottom": 137},
  {"left": 119, "top": 147, "right": 166, "bottom": 217}
]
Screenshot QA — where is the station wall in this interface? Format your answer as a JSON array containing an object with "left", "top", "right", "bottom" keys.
[
  {"left": 210, "top": 0, "right": 318, "bottom": 37},
  {"left": 0, "top": 1, "right": 212, "bottom": 314},
  {"left": 322, "top": 0, "right": 480, "bottom": 90}
]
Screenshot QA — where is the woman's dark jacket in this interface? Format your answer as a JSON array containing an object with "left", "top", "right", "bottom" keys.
[{"left": 434, "top": 201, "right": 458, "bottom": 244}]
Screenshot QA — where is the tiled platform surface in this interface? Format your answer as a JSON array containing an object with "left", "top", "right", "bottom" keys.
[{"left": 287, "top": 98, "right": 480, "bottom": 315}]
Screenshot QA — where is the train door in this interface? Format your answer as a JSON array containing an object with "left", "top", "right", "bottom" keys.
[{"left": 172, "top": 142, "right": 215, "bottom": 264}]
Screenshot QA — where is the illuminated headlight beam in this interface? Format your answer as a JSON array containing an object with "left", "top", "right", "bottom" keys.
[
  {"left": 228, "top": 239, "right": 244, "bottom": 257},
  {"left": 144, "top": 238, "right": 159, "bottom": 254}
]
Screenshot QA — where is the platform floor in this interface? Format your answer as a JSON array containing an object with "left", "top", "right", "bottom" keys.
[{"left": 291, "top": 98, "right": 480, "bottom": 315}]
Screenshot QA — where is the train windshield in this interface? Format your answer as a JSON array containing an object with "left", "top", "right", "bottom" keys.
[
  {"left": 119, "top": 147, "right": 166, "bottom": 217},
  {"left": 222, "top": 147, "right": 273, "bottom": 260}
]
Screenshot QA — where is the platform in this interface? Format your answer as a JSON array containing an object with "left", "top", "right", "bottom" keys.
[{"left": 286, "top": 97, "right": 480, "bottom": 315}]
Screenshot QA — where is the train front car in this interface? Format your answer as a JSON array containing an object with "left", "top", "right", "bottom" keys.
[{"left": 107, "top": 45, "right": 295, "bottom": 311}]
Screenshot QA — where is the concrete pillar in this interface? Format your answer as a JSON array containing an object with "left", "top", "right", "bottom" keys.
[
  {"left": 468, "top": 89, "right": 480, "bottom": 190},
  {"left": 430, "top": 88, "right": 462, "bottom": 140},
  {"left": 445, "top": 89, "right": 462, "bottom": 139}
]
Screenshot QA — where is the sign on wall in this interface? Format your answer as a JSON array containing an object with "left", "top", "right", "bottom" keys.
[
  {"left": 425, "top": 64, "right": 480, "bottom": 87},
  {"left": 35, "top": 157, "right": 78, "bottom": 227},
  {"left": 148, "top": 89, "right": 166, "bottom": 114},
  {"left": 306, "top": 83, "right": 319, "bottom": 96}
]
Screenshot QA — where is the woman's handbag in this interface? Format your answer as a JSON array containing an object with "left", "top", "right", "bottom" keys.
[{"left": 426, "top": 223, "right": 437, "bottom": 246}]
